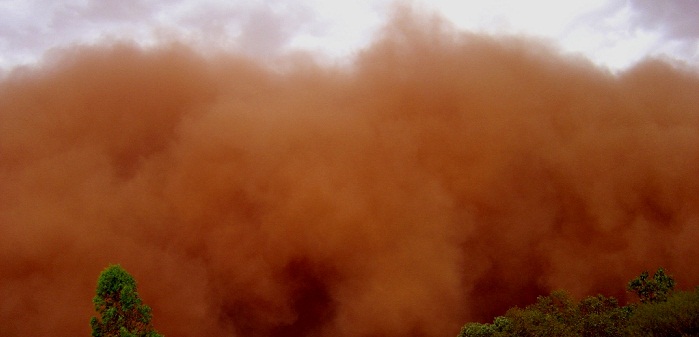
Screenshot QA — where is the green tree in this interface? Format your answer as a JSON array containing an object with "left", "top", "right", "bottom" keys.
[
  {"left": 507, "top": 291, "right": 579, "bottom": 337},
  {"left": 90, "top": 264, "right": 163, "bottom": 337},
  {"left": 456, "top": 267, "right": 696, "bottom": 337},
  {"left": 457, "top": 316, "right": 512, "bottom": 337},
  {"left": 627, "top": 268, "right": 676, "bottom": 304},
  {"left": 577, "top": 294, "right": 630, "bottom": 337},
  {"left": 458, "top": 322, "right": 497, "bottom": 337},
  {"left": 626, "top": 287, "right": 699, "bottom": 337}
]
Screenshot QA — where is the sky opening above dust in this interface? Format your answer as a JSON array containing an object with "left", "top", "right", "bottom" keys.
[{"left": 1, "top": 0, "right": 699, "bottom": 72}]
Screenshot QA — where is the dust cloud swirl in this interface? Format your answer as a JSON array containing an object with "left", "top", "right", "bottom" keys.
[{"left": 2, "top": 10, "right": 699, "bottom": 337}]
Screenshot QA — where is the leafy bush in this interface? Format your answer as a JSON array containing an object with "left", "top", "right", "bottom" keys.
[
  {"left": 458, "top": 269, "right": 698, "bottom": 337},
  {"left": 626, "top": 287, "right": 699, "bottom": 337}
]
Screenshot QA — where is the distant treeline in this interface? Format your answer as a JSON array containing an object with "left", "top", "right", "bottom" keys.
[{"left": 458, "top": 268, "right": 699, "bottom": 337}]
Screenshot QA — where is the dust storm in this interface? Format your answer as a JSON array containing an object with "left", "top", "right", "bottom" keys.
[{"left": 1, "top": 10, "right": 699, "bottom": 337}]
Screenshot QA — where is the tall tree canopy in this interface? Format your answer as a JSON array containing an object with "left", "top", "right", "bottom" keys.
[
  {"left": 627, "top": 268, "right": 676, "bottom": 304},
  {"left": 90, "top": 264, "right": 163, "bottom": 337}
]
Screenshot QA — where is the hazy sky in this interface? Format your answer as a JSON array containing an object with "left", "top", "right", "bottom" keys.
[{"left": 1, "top": 0, "right": 699, "bottom": 71}]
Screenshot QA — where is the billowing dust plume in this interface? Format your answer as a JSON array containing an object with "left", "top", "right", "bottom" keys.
[{"left": 2, "top": 10, "right": 699, "bottom": 337}]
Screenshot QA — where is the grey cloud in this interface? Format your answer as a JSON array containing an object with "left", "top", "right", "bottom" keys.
[
  {"left": 79, "top": 0, "right": 161, "bottom": 22},
  {"left": 629, "top": 0, "right": 699, "bottom": 40},
  {"left": 565, "top": 0, "right": 699, "bottom": 41},
  {"left": 0, "top": 0, "right": 323, "bottom": 70},
  {"left": 0, "top": 0, "right": 159, "bottom": 68},
  {"left": 171, "top": 0, "right": 318, "bottom": 57},
  {"left": 561, "top": 0, "right": 699, "bottom": 67},
  {"left": 236, "top": 2, "right": 316, "bottom": 57},
  {"left": 625, "top": 0, "right": 699, "bottom": 65}
]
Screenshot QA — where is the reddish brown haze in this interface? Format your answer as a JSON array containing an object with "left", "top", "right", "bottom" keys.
[{"left": 2, "top": 13, "right": 699, "bottom": 337}]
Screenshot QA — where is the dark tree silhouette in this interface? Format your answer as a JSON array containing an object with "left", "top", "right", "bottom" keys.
[{"left": 627, "top": 268, "right": 676, "bottom": 304}]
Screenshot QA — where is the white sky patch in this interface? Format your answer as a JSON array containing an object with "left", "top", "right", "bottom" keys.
[
  {"left": 555, "top": 3, "right": 665, "bottom": 70},
  {"left": 427, "top": 0, "right": 610, "bottom": 36},
  {"left": 285, "top": 0, "right": 389, "bottom": 58},
  {"left": 1, "top": 0, "right": 698, "bottom": 73}
]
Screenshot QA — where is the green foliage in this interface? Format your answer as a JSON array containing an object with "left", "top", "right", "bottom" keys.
[
  {"left": 90, "top": 264, "right": 163, "bottom": 337},
  {"left": 627, "top": 268, "right": 676, "bottom": 304},
  {"left": 502, "top": 291, "right": 579, "bottom": 337},
  {"left": 458, "top": 292, "right": 630, "bottom": 337},
  {"left": 626, "top": 287, "right": 699, "bottom": 337},
  {"left": 458, "top": 322, "right": 496, "bottom": 337},
  {"left": 459, "top": 292, "right": 579, "bottom": 337},
  {"left": 577, "top": 294, "right": 630, "bottom": 337},
  {"left": 457, "top": 316, "right": 512, "bottom": 337},
  {"left": 457, "top": 268, "right": 697, "bottom": 337}
]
